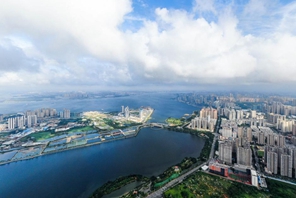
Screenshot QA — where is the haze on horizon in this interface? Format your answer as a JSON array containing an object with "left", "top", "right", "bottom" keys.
[{"left": 0, "top": 0, "right": 296, "bottom": 94}]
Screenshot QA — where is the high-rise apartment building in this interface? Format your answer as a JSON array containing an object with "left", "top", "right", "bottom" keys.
[
  {"left": 63, "top": 109, "right": 71, "bottom": 119},
  {"left": 7, "top": 117, "right": 16, "bottom": 130},
  {"left": 267, "top": 134, "right": 276, "bottom": 146},
  {"left": 237, "top": 127, "right": 243, "bottom": 138},
  {"left": 237, "top": 146, "right": 252, "bottom": 167},
  {"left": 281, "top": 154, "right": 292, "bottom": 178},
  {"left": 267, "top": 151, "right": 278, "bottom": 174},
  {"left": 258, "top": 132, "right": 265, "bottom": 145},
  {"left": 124, "top": 106, "right": 129, "bottom": 118},
  {"left": 247, "top": 127, "right": 252, "bottom": 142},
  {"left": 219, "top": 141, "right": 233, "bottom": 165},
  {"left": 27, "top": 115, "right": 37, "bottom": 127},
  {"left": 292, "top": 124, "right": 296, "bottom": 136},
  {"left": 251, "top": 110, "right": 256, "bottom": 118},
  {"left": 199, "top": 107, "right": 217, "bottom": 119},
  {"left": 278, "top": 135, "right": 285, "bottom": 148}
]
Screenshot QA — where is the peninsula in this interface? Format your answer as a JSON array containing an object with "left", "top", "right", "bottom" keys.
[{"left": 0, "top": 106, "right": 154, "bottom": 165}]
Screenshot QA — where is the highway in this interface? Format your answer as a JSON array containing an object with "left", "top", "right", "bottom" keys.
[{"left": 147, "top": 117, "right": 221, "bottom": 198}]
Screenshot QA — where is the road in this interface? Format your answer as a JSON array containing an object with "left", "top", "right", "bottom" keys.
[
  {"left": 209, "top": 117, "right": 220, "bottom": 159},
  {"left": 147, "top": 117, "right": 221, "bottom": 198},
  {"left": 146, "top": 162, "right": 207, "bottom": 198},
  {"left": 265, "top": 176, "right": 296, "bottom": 186},
  {"left": 252, "top": 143, "right": 261, "bottom": 173}
]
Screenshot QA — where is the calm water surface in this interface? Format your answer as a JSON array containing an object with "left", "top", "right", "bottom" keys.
[{"left": 0, "top": 93, "right": 205, "bottom": 198}]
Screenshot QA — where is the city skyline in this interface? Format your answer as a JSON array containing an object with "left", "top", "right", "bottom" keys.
[{"left": 0, "top": 0, "right": 296, "bottom": 93}]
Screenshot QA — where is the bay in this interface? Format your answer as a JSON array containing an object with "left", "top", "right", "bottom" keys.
[{"left": 0, "top": 93, "right": 205, "bottom": 198}]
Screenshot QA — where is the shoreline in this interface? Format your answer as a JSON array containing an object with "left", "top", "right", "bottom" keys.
[
  {"left": 0, "top": 110, "right": 155, "bottom": 166},
  {"left": 0, "top": 133, "right": 138, "bottom": 166}
]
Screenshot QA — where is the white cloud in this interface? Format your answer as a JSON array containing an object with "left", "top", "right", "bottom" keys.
[
  {"left": 0, "top": 0, "right": 295, "bottom": 91},
  {"left": 193, "top": 0, "right": 217, "bottom": 14}
]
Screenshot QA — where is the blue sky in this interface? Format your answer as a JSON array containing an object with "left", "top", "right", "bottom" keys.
[{"left": 0, "top": 0, "right": 296, "bottom": 93}]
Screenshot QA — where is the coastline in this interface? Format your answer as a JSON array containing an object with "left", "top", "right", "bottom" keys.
[{"left": 0, "top": 109, "right": 155, "bottom": 166}]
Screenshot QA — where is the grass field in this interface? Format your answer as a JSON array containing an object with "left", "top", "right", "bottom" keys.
[
  {"left": 29, "top": 131, "right": 55, "bottom": 141},
  {"left": 25, "top": 126, "right": 96, "bottom": 142},
  {"left": 257, "top": 150, "right": 264, "bottom": 158},
  {"left": 166, "top": 118, "right": 184, "bottom": 126},
  {"left": 155, "top": 173, "right": 180, "bottom": 187},
  {"left": 65, "top": 126, "right": 95, "bottom": 133},
  {"left": 164, "top": 172, "right": 270, "bottom": 198},
  {"left": 266, "top": 178, "right": 296, "bottom": 197}
]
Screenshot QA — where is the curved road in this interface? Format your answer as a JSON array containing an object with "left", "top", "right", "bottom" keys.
[{"left": 147, "top": 118, "right": 220, "bottom": 198}]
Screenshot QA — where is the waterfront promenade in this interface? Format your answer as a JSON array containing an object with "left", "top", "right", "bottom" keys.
[{"left": 0, "top": 122, "right": 168, "bottom": 166}]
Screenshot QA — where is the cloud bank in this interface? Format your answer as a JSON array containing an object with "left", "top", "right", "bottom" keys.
[{"left": 0, "top": 0, "right": 296, "bottom": 92}]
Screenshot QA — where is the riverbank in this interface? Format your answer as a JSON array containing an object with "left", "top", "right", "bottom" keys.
[
  {"left": 90, "top": 175, "right": 149, "bottom": 198},
  {"left": 0, "top": 124, "right": 150, "bottom": 166},
  {"left": 88, "top": 129, "right": 211, "bottom": 198},
  {"left": 89, "top": 120, "right": 216, "bottom": 197}
]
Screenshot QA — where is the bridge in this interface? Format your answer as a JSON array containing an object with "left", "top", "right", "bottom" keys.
[{"left": 140, "top": 123, "right": 168, "bottom": 129}]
